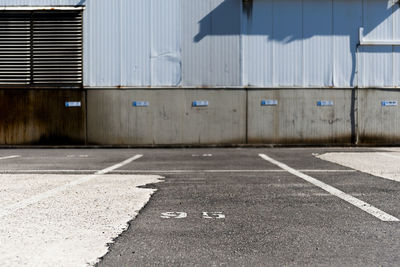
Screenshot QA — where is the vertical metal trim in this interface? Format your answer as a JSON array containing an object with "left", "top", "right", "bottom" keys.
[
  {"left": 239, "top": 0, "right": 243, "bottom": 86},
  {"left": 301, "top": 0, "right": 305, "bottom": 87},
  {"left": 331, "top": 0, "right": 335, "bottom": 87}
]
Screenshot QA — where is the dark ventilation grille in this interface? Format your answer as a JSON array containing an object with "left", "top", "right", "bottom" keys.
[
  {"left": 0, "top": 12, "right": 31, "bottom": 85},
  {"left": 32, "top": 11, "right": 83, "bottom": 86},
  {"left": 0, "top": 10, "right": 83, "bottom": 87}
]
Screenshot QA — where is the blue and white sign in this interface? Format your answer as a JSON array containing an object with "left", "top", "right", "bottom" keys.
[
  {"left": 65, "top": 101, "right": 81, "bottom": 107},
  {"left": 317, "top": 101, "right": 334, "bottom": 107},
  {"left": 192, "top": 100, "right": 209, "bottom": 107},
  {"left": 133, "top": 101, "right": 149, "bottom": 107},
  {"left": 381, "top": 101, "right": 398, "bottom": 107},
  {"left": 261, "top": 99, "right": 278, "bottom": 106}
]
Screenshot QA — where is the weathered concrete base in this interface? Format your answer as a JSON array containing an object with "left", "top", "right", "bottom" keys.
[
  {"left": 1, "top": 88, "right": 400, "bottom": 146},
  {"left": 87, "top": 90, "right": 246, "bottom": 145},
  {"left": 248, "top": 89, "right": 353, "bottom": 144},
  {"left": 358, "top": 89, "right": 400, "bottom": 145},
  {"left": 0, "top": 90, "right": 86, "bottom": 145}
]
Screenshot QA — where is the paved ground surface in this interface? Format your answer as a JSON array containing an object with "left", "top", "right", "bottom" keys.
[{"left": 1, "top": 148, "right": 400, "bottom": 266}]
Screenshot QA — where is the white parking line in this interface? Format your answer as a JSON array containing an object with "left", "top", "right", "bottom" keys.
[
  {"left": 259, "top": 154, "right": 399, "bottom": 222},
  {"left": 0, "top": 154, "right": 143, "bottom": 218},
  {"left": 0, "top": 155, "right": 20, "bottom": 160}
]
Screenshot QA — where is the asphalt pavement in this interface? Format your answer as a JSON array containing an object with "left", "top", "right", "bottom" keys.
[{"left": 1, "top": 148, "right": 400, "bottom": 266}]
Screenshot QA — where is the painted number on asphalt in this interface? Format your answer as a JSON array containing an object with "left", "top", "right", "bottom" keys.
[
  {"left": 203, "top": 212, "right": 225, "bottom": 219},
  {"left": 160, "top": 212, "right": 187, "bottom": 219},
  {"left": 161, "top": 212, "right": 225, "bottom": 219}
]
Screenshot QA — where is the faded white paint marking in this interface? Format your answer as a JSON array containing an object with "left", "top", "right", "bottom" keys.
[
  {"left": 259, "top": 154, "right": 399, "bottom": 222},
  {"left": 0, "top": 155, "right": 143, "bottom": 218},
  {"left": 161, "top": 212, "right": 187, "bottom": 219},
  {"left": 318, "top": 152, "right": 400, "bottom": 183},
  {"left": 203, "top": 212, "right": 225, "bottom": 219},
  {"left": 67, "top": 155, "right": 88, "bottom": 158},
  {"left": 0, "top": 155, "right": 20, "bottom": 160}
]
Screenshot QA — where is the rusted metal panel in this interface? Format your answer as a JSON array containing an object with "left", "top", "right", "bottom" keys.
[{"left": 0, "top": 89, "right": 86, "bottom": 145}]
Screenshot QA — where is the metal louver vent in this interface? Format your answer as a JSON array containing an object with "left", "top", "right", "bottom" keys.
[
  {"left": 0, "top": 12, "right": 31, "bottom": 85},
  {"left": 32, "top": 11, "right": 82, "bottom": 86},
  {"left": 0, "top": 10, "right": 83, "bottom": 87}
]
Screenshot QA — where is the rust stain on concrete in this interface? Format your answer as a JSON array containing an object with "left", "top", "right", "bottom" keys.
[{"left": 0, "top": 90, "right": 86, "bottom": 145}]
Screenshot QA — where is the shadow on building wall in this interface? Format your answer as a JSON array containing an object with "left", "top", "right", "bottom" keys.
[{"left": 194, "top": 0, "right": 398, "bottom": 87}]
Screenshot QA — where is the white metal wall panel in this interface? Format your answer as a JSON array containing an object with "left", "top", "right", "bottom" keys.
[
  {"left": 303, "top": 0, "right": 333, "bottom": 87},
  {"left": 242, "top": 0, "right": 273, "bottom": 86},
  {"left": 5, "top": 0, "right": 400, "bottom": 88},
  {"left": 393, "top": 6, "right": 400, "bottom": 87},
  {"left": 333, "top": 0, "right": 362, "bottom": 87},
  {"left": 273, "top": 0, "right": 303, "bottom": 87},
  {"left": 182, "top": 0, "right": 240, "bottom": 86},
  {"left": 360, "top": 46, "right": 393, "bottom": 87},
  {"left": 120, "top": 0, "right": 150, "bottom": 86},
  {"left": 150, "top": 0, "right": 182, "bottom": 86},
  {"left": 84, "top": 0, "right": 181, "bottom": 87},
  {"left": 84, "top": 0, "right": 121, "bottom": 87},
  {"left": 363, "top": 0, "right": 393, "bottom": 41},
  {"left": 0, "top": 0, "right": 81, "bottom": 5},
  {"left": 359, "top": 0, "right": 399, "bottom": 87},
  {"left": 393, "top": 46, "right": 400, "bottom": 87}
]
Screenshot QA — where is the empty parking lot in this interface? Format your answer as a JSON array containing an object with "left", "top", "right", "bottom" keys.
[{"left": 1, "top": 148, "right": 400, "bottom": 266}]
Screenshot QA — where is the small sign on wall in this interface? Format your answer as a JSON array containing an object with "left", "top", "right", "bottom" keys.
[
  {"left": 381, "top": 101, "right": 398, "bottom": 107},
  {"left": 133, "top": 101, "right": 149, "bottom": 107},
  {"left": 261, "top": 100, "right": 278, "bottom": 106},
  {"left": 317, "top": 101, "right": 334, "bottom": 107},
  {"left": 192, "top": 100, "right": 209, "bottom": 107},
  {"left": 65, "top": 101, "right": 81, "bottom": 107}
]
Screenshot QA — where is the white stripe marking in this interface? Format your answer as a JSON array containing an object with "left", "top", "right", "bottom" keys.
[
  {"left": 0, "top": 154, "right": 143, "bottom": 218},
  {"left": 0, "top": 155, "right": 20, "bottom": 160},
  {"left": 259, "top": 154, "right": 399, "bottom": 222}
]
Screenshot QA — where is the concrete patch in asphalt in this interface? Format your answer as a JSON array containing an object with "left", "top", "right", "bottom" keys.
[
  {"left": 0, "top": 174, "right": 163, "bottom": 266},
  {"left": 318, "top": 152, "right": 400, "bottom": 182}
]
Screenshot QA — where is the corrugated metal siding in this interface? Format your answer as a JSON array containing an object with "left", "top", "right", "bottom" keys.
[
  {"left": 182, "top": 0, "right": 241, "bottom": 86},
  {"left": 243, "top": 0, "right": 400, "bottom": 88},
  {"left": 150, "top": 0, "right": 182, "bottom": 86},
  {"left": 241, "top": 1, "right": 272, "bottom": 86},
  {"left": 2, "top": 0, "right": 400, "bottom": 88},
  {"left": 333, "top": 0, "right": 361, "bottom": 88},
  {"left": 303, "top": 0, "right": 333, "bottom": 87},
  {"left": 359, "top": 0, "right": 399, "bottom": 88},
  {"left": 83, "top": 0, "right": 181, "bottom": 87},
  {"left": 273, "top": 0, "right": 302, "bottom": 87}
]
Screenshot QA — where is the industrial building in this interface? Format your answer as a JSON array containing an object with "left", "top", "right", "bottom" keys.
[{"left": 0, "top": 0, "right": 399, "bottom": 145}]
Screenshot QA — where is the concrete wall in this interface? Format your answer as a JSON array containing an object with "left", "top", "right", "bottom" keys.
[
  {"left": 2, "top": 88, "right": 400, "bottom": 146},
  {"left": 247, "top": 89, "right": 353, "bottom": 144},
  {"left": 358, "top": 89, "right": 400, "bottom": 145},
  {"left": 0, "top": 90, "right": 86, "bottom": 145},
  {"left": 87, "top": 90, "right": 246, "bottom": 145}
]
